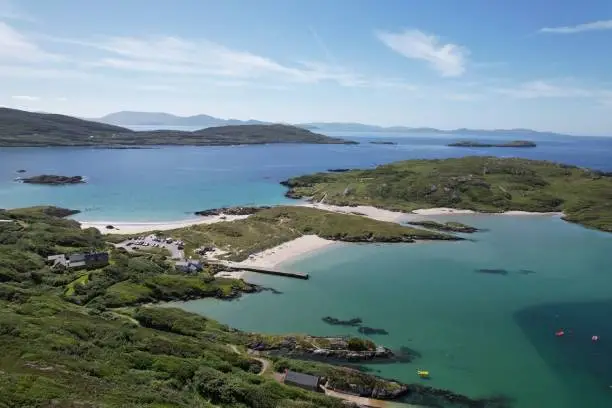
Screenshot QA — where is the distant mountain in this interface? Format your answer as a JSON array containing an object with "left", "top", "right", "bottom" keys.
[
  {"left": 96, "top": 111, "right": 268, "bottom": 127},
  {"left": 0, "top": 108, "right": 354, "bottom": 147},
  {"left": 297, "top": 122, "right": 568, "bottom": 137}
]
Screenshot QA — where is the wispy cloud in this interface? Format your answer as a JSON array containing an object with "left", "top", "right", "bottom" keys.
[
  {"left": 0, "top": 22, "right": 59, "bottom": 62},
  {"left": 59, "top": 35, "right": 396, "bottom": 89},
  {"left": 376, "top": 29, "right": 468, "bottom": 77},
  {"left": 493, "top": 80, "right": 604, "bottom": 99},
  {"left": 11, "top": 95, "right": 40, "bottom": 101},
  {"left": 539, "top": 20, "right": 612, "bottom": 34}
]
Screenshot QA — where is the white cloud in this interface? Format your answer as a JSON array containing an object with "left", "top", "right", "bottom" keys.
[
  {"left": 11, "top": 95, "right": 40, "bottom": 101},
  {"left": 493, "top": 80, "right": 596, "bottom": 99},
  {"left": 0, "top": 22, "right": 58, "bottom": 62},
  {"left": 56, "top": 97, "right": 68, "bottom": 102},
  {"left": 62, "top": 35, "right": 393, "bottom": 89},
  {"left": 376, "top": 29, "right": 468, "bottom": 77},
  {"left": 540, "top": 20, "right": 612, "bottom": 34}
]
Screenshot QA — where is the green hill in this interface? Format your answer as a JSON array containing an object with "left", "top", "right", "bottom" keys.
[
  {"left": 282, "top": 156, "right": 612, "bottom": 232},
  {"left": 0, "top": 108, "right": 354, "bottom": 146}
]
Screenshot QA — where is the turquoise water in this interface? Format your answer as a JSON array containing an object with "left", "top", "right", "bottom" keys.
[
  {"left": 2, "top": 131, "right": 612, "bottom": 406},
  {"left": 174, "top": 215, "right": 612, "bottom": 407}
]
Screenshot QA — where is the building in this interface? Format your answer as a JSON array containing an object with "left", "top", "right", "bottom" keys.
[
  {"left": 283, "top": 370, "right": 320, "bottom": 392},
  {"left": 175, "top": 260, "right": 203, "bottom": 273},
  {"left": 47, "top": 251, "right": 109, "bottom": 270}
]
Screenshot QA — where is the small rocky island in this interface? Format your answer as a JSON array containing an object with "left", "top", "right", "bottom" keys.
[
  {"left": 369, "top": 141, "right": 397, "bottom": 145},
  {"left": 18, "top": 175, "right": 85, "bottom": 185},
  {"left": 406, "top": 220, "right": 479, "bottom": 233},
  {"left": 448, "top": 140, "right": 536, "bottom": 148},
  {"left": 194, "top": 206, "right": 271, "bottom": 216},
  {"left": 248, "top": 334, "right": 413, "bottom": 363}
]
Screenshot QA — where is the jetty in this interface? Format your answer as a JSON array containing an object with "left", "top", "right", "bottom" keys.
[{"left": 207, "top": 260, "right": 309, "bottom": 280}]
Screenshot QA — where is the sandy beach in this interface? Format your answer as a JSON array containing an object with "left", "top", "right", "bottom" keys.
[
  {"left": 80, "top": 214, "right": 250, "bottom": 234},
  {"left": 239, "top": 235, "right": 336, "bottom": 268},
  {"left": 297, "top": 202, "right": 407, "bottom": 222}
]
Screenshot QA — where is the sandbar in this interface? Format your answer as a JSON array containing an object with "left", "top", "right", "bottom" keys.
[{"left": 80, "top": 214, "right": 250, "bottom": 234}]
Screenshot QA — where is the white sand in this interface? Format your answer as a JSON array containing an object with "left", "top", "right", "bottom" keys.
[
  {"left": 80, "top": 214, "right": 250, "bottom": 234},
  {"left": 240, "top": 235, "right": 335, "bottom": 268},
  {"left": 411, "top": 207, "right": 476, "bottom": 215},
  {"left": 298, "top": 202, "right": 406, "bottom": 223},
  {"left": 301, "top": 203, "right": 561, "bottom": 218}
]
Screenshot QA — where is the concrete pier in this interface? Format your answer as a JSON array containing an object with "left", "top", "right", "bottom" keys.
[{"left": 207, "top": 260, "right": 309, "bottom": 280}]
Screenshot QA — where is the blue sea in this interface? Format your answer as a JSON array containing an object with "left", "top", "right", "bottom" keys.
[{"left": 2, "top": 130, "right": 612, "bottom": 407}]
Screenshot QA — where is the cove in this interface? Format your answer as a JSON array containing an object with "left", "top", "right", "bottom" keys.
[{"left": 172, "top": 214, "right": 612, "bottom": 407}]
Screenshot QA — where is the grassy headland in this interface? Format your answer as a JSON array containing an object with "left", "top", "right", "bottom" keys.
[
  {"left": 0, "top": 207, "right": 506, "bottom": 407},
  {"left": 0, "top": 107, "right": 355, "bottom": 147},
  {"left": 162, "top": 206, "right": 457, "bottom": 261},
  {"left": 281, "top": 156, "right": 612, "bottom": 232}
]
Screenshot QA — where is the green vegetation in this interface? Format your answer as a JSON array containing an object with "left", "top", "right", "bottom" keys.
[
  {"left": 282, "top": 156, "right": 612, "bottom": 232},
  {"left": 406, "top": 220, "right": 479, "bottom": 233},
  {"left": 0, "top": 108, "right": 354, "bottom": 146},
  {"left": 166, "top": 206, "right": 455, "bottom": 260},
  {"left": 0, "top": 206, "right": 389, "bottom": 407}
]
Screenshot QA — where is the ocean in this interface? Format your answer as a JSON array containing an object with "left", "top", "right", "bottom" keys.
[{"left": 2, "top": 130, "right": 612, "bottom": 407}]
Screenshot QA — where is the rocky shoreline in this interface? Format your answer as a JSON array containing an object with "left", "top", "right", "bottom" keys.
[
  {"left": 18, "top": 175, "right": 85, "bottom": 185},
  {"left": 406, "top": 220, "right": 479, "bottom": 233},
  {"left": 194, "top": 206, "right": 271, "bottom": 216}
]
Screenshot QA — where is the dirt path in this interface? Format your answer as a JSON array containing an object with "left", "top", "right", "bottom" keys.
[{"left": 228, "top": 344, "right": 270, "bottom": 376}]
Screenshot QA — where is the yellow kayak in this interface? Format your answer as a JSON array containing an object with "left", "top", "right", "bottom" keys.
[{"left": 417, "top": 370, "right": 430, "bottom": 379}]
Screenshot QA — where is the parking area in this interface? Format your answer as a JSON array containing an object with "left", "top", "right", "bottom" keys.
[{"left": 116, "top": 234, "right": 185, "bottom": 260}]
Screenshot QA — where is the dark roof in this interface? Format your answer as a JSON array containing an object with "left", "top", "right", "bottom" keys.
[
  {"left": 68, "top": 253, "right": 86, "bottom": 262},
  {"left": 285, "top": 371, "right": 319, "bottom": 388}
]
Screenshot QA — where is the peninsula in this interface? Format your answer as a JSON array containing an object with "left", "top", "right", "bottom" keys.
[
  {"left": 448, "top": 140, "right": 537, "bottom": 148},
  {"left": 281, "top": 156, "right": 612, "bottom": 232},
  {"left": 0, "top": 206, "right": 506, "bottom": 407},
  {"left": 0, "top": 108, "right": 355, "bottom": 147},
  {"left": 18, "top": 174, "right": 85, "bottom": 185}
]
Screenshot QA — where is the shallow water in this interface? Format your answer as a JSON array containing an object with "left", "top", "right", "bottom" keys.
[{"left": 174, "top": 215, "right": 612, "bottom": 407}]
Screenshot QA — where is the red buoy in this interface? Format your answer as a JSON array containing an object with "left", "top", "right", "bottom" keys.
[
  {"left": 555, "top": 330, "right": 565, "bottom": 337},
  {"left": 592, "top": 335, "right": 599, "bottom": 342}
]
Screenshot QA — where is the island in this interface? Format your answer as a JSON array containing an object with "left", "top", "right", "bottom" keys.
[
  {"left": 281, "top": 156, "right": 612, "bottom": 232},
  {"left": 406, "top": 220, "right": 479, "bottom": 233},
  {"left": 0, "top": 206, "right": 508, "bottom": 407},
  {"left": 16, "top": 169, "right": 26, "bottom": 173},
  {"left": 0, "top": 107, "right": 357, "bottom": 147},
  {"left": 369, "top": 141, "right": 397, "bottom": 145},
  {"left": 18, "top": 175, "right": 85, "bottom": 185},
  {"left": 448, "top": 140, "right": 537, "bottom": 148},
  {"left": 194, "top": 206, "right": 271, "bottom": 217}
]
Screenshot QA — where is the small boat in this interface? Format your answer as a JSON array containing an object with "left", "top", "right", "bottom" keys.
[{"left": 417, "top": 370, "right": 430, "bottom": 379}]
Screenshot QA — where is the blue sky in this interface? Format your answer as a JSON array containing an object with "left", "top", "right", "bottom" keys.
[{"left": 1, "top": 0, "right": 612, "bottom": 135}]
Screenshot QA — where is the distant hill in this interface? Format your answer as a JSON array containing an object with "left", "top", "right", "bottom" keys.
[
  {"left": 96, "top": 111, "right": 269, "bottom": 127},
  {"left": 297, "top": 122, "right": 568, "bottom": 137},
  {"left": 0, "top": 108, "right": 353, "bottom": 146}
]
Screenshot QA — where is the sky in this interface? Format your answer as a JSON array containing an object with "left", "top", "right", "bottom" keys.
[{"left": 1, "top": 0, "right": 612, "bottom": 135}]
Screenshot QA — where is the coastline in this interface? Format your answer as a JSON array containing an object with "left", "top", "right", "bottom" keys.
[
  {"left": 79, "top": 214, "right": 249, "bottom": 234},
  {"left": 79, "top": 204, "right": 562, "bottom": 267}
]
